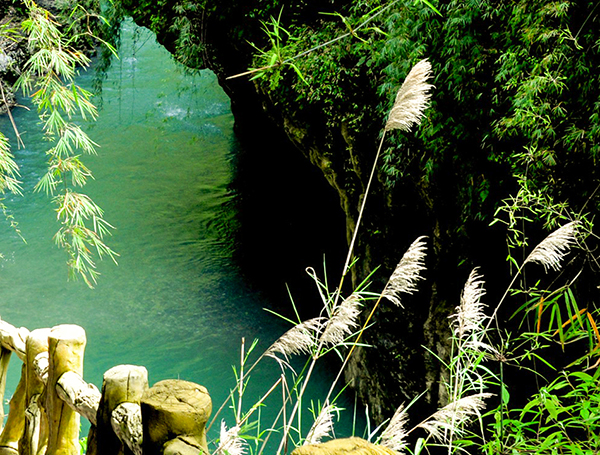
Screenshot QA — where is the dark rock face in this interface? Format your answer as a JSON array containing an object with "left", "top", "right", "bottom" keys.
[{"left": 0, "top": 8, "right": 27, "bottom": 114}]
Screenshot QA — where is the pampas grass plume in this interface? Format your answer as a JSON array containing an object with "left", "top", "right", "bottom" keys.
[
  {"left": 320, "top": 293, "right": 361, "bottom": 346},
  {"left": 216, "top": 421, "right": 247, "bottom": 455},
  {"left": 417, "top": 393, "right": 492, "bottom": 443},
  {"left": 304, "top": 404, "right": 335, "bottom": 446},
  {"left": 380, "top": 404, "right": 409, "bottom": 453},
  {"left": 382, "top": 236, "right": 428, "bottom": 307},
  {"left": 266, "top": 317, "right": 324, "bottom": 361},
  {"left": 524, "top": 221, "right": 579, "bottom": 272},
  {"left": 385, "top": 59, "right": 434, "bottom": 132},
  {"left": 451, "top": 269, "right": 486, "bottom": 339}
]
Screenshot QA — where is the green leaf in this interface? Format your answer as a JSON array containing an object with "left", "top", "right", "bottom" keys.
[
  {"left": 414, "top": 437, "right": 425, "bottom": 455},
  {"left": 544, "top": 397, "right": 558, "bottom": 420},
  {"left": 501, "top": 384, "right": 510, "bottom": 405},
  {"left": 416, "top": 0, "right": 442, "bottom": 16}
]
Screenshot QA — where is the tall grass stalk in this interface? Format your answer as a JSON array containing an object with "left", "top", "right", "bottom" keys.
[
  {"left": 210, "top": 59, "right": 433, "bottom": 455},
  {"left": 315, "top": 59, "right": 433, "bottom": 422},
  {"left": 273, "top": 59, "right": 433, "bottom": 454},
  {"left": 320, "top": 236, "right": 428, "bottom": 417},
  {"left": 337, "top": 59, "right": 433, "bottom": 297}
]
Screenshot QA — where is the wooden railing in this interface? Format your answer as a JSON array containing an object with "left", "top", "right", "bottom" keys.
[{"left": 0, "top": 319, "right": 212, "bottom": 455}]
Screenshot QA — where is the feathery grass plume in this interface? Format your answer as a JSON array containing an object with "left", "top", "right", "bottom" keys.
[
  {"left": 304, "top": 404, "right": 335, "bottom": 446},
  {"left": 379, "top": 404, "right": 409, "bottom": 453},
  {"left": 451, "top": 269, "right": 486, "bottom": 340},
  {"left": 417, "top": 393, "right": 492, "bottom": 443},
  {"left": 215, "top": 421, "right": 246, "bottom": 455},
  {"left": 320, "top": 293, "right": 361, "bottom": 347},
  {"left": 266, "top": 317, "right": 324, "bottom": 361},
  {"left": 524, "top": 220, "right": 579, "bottom": 272},
  {"left": 385, "top": 59, "right": 434, "bottom": 132},
  {"left": 382, "top": 236, "right": 428, "bottom": 307}
]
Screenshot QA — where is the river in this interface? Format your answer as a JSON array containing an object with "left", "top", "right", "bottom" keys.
[{"left": 0, "top": 18, "right": 358, "bottom": 449}]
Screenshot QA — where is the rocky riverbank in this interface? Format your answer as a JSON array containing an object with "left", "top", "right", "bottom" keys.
[
  {"left": 0, "top": 0, "right": 83, "bottom": 115},
  {"left": 0, "top": 7, "right": 26, "bottom": 114}
]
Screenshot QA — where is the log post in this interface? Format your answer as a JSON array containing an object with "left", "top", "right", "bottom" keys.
[
  {"left": 20, "top": 329, "right": 51, "bottom": 455},
  {"left": 0, "top": 365, "right": 26, "bottom": 455},
  {"left": 96, "top": 365, "right": 147, "bottom": 455},
  {"left": 0, "top": 319, "right": 28, "bottom": 435},
  {"left": 141, "top": 380, "right": 211, "bottom": 455},
  {"left": 0, "top": 321, "right": 28, "bottom": 361},
  {"left": 45, "top": 325, "right": 86, "bottom": 455},
  {"left": 56, "top": 371, "right": 100, "bottom": 425},
  {"left": 0, "top": 348, "right": 11, "bottom": 433}
]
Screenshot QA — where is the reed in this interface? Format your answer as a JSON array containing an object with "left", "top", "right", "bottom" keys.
[{"left": 210, "top": 58, "right": 435, "bottom": 455}]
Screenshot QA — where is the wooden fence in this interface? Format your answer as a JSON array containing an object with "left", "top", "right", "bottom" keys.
[{"left": 0, "top": 319, "right": 212, "bottom": 455}]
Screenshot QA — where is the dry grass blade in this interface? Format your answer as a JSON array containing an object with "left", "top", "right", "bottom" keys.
[
  {"left": 380, "top": 404, "right": 409, "bottom": 453},
  {"left": 215, "top": 421, "right": 247, "bottom": 455},
  {"left": 451, "top": 269, "right": 486, "bottom": 340},
  {"left": 524, "top": 221, "right": 579, "bottom": 272},
  {"left": 382, "top": 236, "right": 428, "bottom": 307},
  {"left": 385, "top": 59, "right": 434, "bottom": 132},
  {"left": 417, "top": 393, "right": 492, "bottom": 443},
  {"left": 320, "top": 293, "right": 361, "bottom": 346},
  {"left": 266, "top": 317, "right": 324, "bottom": 360},
  {"left": 304, "top": 404, "right": 335, "bottom": 446}
]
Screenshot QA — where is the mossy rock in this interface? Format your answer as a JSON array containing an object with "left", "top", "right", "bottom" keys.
[{"left": 292, "top": 437, "right": 398, "bottom": 455}]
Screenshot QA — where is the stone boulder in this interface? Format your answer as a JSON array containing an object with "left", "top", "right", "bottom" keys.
[
  {"left": 292, "top": 437, "right": 398, "bottom": 455},
  {"left": 141, "top": 380, "right": 212, "bottom": 455}
]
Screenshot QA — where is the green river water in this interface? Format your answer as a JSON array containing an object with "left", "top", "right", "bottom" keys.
[{"left": 0, "top": 19, "right": 360, "bottom": 447}]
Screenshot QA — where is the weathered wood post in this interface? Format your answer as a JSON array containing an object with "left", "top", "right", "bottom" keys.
[
  {"left": 0, "top": 320, "right": 29, "bottom": 435},
  {"left": 0, "top": 365, "right": 26, "bottom": 455},
  {"left": 95, "top": 365, "right": 147, "bottom": 455},
  {"left": 20, "top": 328, "right": 51, "bottom": 455},
  {"left": 141, "top": 380, "right": 212, "bottom": 455},
  {"left": 0, "top": 321, "right": 30, "bottom": 455},
  {"left": 46, "top": 325, "right": 86, "bottom": 455},
  {"left": 0, "top": 347, "right": 11, "bottom": 432}
]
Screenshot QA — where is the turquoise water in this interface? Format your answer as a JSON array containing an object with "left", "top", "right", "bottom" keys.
[{"left": 0, "top": 19, "right": 358, "bottom": 449}]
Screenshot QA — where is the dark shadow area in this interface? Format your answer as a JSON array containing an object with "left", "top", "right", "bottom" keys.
[{"left": 228, "top": 112, "right": 348, "bottom": 320}]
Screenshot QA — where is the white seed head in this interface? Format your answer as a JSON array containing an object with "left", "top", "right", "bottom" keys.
[
  {"left": 304, "top": 404, "right": 335, "bottom": 446},
  {"left": 451, "top": 269, "right": 487, "bottom": 340},
  {"left": 524, "top": 221, "right": 579, "bottom": 272},
  {"left": 382, "top": 236, "right": 428, "bottom": 307},
  {"left": 266, "top": 317, "right": 324, "bottom": 361},
  {"left": 417, "top": 393, "right": 492, "bottom": 443},
  {"left": 216, "top": 421, "right": 246, "bottom": 455},
  {"left": 380, "top": 404, "right": 409, "bottom": 453},
  {"left": 320, "top": 293, "right": 361, "bottom": 347},
  {"left": 385, "top": 59, "right": 434, "bottom": 132}
]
